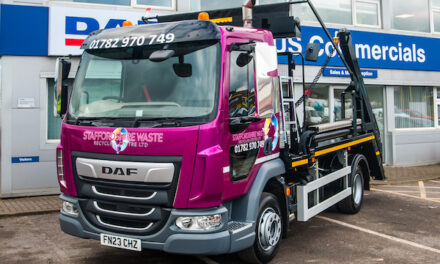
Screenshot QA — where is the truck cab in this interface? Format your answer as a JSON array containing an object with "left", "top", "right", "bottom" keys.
[
  {"left": 57, "top": 18, "right": 285, "bottom": 257},
  {"left": 55, "top": 1, "right": 385, "bottom": 263}
]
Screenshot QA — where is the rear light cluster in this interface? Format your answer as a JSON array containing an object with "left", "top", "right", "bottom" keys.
[{"left": 57, "top": 148, "right": 66, "bottom": 187}]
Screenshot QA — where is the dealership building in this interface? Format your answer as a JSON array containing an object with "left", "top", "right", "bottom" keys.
[{"left": 0, "top": 0, "right": 439, "bottom": 197}]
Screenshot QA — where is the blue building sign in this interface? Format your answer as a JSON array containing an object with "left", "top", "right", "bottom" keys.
[
  {"left": 12, "top": 156, "right": 40, "bottom": 163},
  {"left": 0, "top": 4, "right": 49, "bottom": 56},
  {"left": 277, "top": 26, "right": 440, "bottom": 72},
  {"left": 323, "top": 68, "right": 378, "bottom": 78}
]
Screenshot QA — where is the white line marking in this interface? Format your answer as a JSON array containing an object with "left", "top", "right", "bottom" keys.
[
  {"left": 378, "top": 186, "right": 440, "bottom": 189},
  {"left": 317, "top": 216, "right": 440, "bottom": 255},
  {"left": 419, "top": 181, "right": 427, "bottom": 199},
  {"left": 197, "top": 256, "right": 220, "bottom": 264},
  {"left": 371, "top": 188, "right": 440, "bottom": 204}
]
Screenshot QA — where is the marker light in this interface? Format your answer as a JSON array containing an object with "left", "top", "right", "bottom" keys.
[
  {"left": 56, "top": 148, "right": 66, "bottom": 187},
  {"left": 334, "top": 36, "right": 340, "bottom": 45},
  {"left": 198, "top": 12, "right": 210, "bottom": 21},
  {"left": 62, "top": 201, "right": 78, "bottom": 216},
  {"left": 122, "top": 20, "right": 133, "bottom": 27}
]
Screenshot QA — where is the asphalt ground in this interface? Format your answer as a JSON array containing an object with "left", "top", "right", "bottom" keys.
[{"left": 0, "top": 180, "right": 439, "bottom": 264}]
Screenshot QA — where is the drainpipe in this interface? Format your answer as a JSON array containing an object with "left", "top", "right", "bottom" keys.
[{"left": 242, "top": 0, "right": 255, "bottom": 27}]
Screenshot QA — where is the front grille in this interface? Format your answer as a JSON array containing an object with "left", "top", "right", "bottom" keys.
[{"left": 72, "top": 151, "right": 181, "bottom": 236}]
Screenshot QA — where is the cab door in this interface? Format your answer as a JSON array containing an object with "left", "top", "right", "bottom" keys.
[{"left": 222, "top": 40, "right": 281, "bottom": 201}]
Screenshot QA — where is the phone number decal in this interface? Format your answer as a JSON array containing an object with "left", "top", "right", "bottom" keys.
[{"left": 88, "top": 33, "right": 175, "bottom": 49}]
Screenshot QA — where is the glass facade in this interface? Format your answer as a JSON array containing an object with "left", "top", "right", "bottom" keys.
[
  {"left": 393, "top": 86, "right": 434, "bottom": 128},
  {"left": 334, "top": 88, "right": 353, "bottom": 122},
  {"left": 306, "top": 84, "right": 329, "bottom": 125},
  {"left": 390, "top": 0, "right": 430, "bottom": 32},
  {"left": 367, "top": 86, "right": 385, "bottom": 154},
  {"left": 136, "top": 0, "right": 172, "bottom": 6},
  {"left": 356, "top": 1, "right": 380, "bottom": 26},
  {"left": 295, "top": 0, "right": 353, "bottom": 25}
]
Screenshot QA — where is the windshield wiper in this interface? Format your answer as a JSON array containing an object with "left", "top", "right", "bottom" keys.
[
  {"left": 132, "top": 118, "right": 203, "bottom": 128},
  {"left": 73, "top": 117, "right": 116, "bottom": 127},
  {"left": 132, "top": 118, "right": 181, "bottom": 128}
]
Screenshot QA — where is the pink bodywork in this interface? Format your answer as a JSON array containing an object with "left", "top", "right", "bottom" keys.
[{"left": 57, "top": 25, "right": 279, "bottom": 209}]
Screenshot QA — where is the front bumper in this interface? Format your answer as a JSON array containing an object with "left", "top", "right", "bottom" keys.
[{"left": 59, "top": 194, "right": 255, "bottom": 255}]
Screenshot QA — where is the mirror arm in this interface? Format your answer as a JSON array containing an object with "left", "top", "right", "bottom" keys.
[{"left": 230, "top": 41, "right": 256, "bottom": 52}]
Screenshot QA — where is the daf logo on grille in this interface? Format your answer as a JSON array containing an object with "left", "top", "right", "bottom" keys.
[{"left": 102, "top": 167, "right": 138, "bottom": 176}]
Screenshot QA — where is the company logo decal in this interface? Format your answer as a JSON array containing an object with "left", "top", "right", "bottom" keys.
[
  {"left": 65, "top": 16, "right": 147, "bottom": 47},
  {"left": 82, "top": 130, "right": 163, "bottom": 149},
  {"left": 111, "top": 128, "right": 130, "bottom": 154},
  {"left": 264, "top": 114, "right": 279, "bottom": 151}
]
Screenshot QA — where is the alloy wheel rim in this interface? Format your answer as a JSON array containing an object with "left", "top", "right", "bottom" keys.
[
  {"left": 258, "top": 207, "right": 282, "bottom": 252},
  {"left": 353, "top": 173, "right": 363, "bottom": 205}
]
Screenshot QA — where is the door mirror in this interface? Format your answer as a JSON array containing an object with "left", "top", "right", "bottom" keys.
[
  {"left": 54, "top": 58, "right": 71, "bottom": 118},
  {"left": 236, "top": 53, "right": 253, "bottom": 67},
  {"left": 305, "top": 43, "right": 320, "bottom": 62}
]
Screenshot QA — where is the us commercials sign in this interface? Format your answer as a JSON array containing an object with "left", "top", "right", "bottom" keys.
[
  {"left": 48, "top": 6, "right": 161, "bottom": 56},
  {"left": 276, "top": 25, "right": 440, "bottom": 71}
]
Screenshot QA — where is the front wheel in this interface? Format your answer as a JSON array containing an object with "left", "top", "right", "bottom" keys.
[{"left": 238, "top": 193, "right": 282, "bottom": 264}]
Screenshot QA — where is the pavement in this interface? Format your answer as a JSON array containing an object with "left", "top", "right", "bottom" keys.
[
  {"left": 0, "top": 164, "right": 439, "bottom": 218},
  {"left": 1, "top": 180, "right": 440, "bottom": 264}
]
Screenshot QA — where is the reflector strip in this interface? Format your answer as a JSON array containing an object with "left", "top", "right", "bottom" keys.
[
  {"left": 211, "top": 17, "right": 233, "bottom": 23},
  {"left": 291, "top": 135, "right": 376, "bottom": 168},
  {"left": 315, "top": 136, "right": 375, "bottom": 157},
  {"left": 292, "top": 159, "right": 308, "bottom": 168}
]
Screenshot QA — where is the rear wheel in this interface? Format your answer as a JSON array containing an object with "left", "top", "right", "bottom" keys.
[
  {"left": 238, "top": 192, "right": 282, "bottom": 264},
  {"left": 337, "top": 162, "right": 365, "bottom": 214}
]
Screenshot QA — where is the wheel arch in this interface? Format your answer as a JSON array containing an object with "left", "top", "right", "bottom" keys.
[{"left": 230, "top": 158, "right": 286, "bottom": 224}]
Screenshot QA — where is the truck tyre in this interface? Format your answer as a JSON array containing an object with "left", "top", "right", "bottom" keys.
[
  {"left": 238, "top": 192, "right": 282, "bottom": 264},
  {"left": 337, "top": 158, "right": 365, "bottom": 214}
]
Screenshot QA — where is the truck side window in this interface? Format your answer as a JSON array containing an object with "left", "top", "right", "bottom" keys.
[{"left": 229, "top": 51, "right": 255, "bottom": 118}]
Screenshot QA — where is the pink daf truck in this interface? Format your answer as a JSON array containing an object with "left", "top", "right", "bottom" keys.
[{"left": 54, "top": 1, "right": 385, "bottom": 263}]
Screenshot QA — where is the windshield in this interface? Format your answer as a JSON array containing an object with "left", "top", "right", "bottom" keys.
[{"left": 68, "top": 41, "right": 219, "bottom": 126}]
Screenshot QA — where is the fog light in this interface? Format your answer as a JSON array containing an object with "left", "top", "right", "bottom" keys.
[
  {"left": 176, "top": 217, "right": 193, "bottom": 229},
  {"left": 176, "top": 215, "right": 222, "bottom": 231},
  {"left": 62, "top": 201, "right": 78, "bottom": 216}
]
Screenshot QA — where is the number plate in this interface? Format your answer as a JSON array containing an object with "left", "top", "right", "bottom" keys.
[{"left": 100, "top": 234, "right": 141, "bottom": 251}]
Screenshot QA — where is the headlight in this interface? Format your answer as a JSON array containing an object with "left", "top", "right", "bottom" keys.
[
  {"left": 62, "top": 201, "right": 78, "bottom": 216},
  {"left": 176, "top": 214, "right": 222, "bottom": 231},
  {"left": 56, "top": 148, "right": 66, "bottom": 187}
]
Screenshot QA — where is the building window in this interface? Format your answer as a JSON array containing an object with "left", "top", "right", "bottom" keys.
[
  {"left": 393, "top": 86, "right": 434, "bottom": 129},
  {"left": 433, "top": 0, "right": 440, "bottom": 33},
  {"left": 190, "top": 0, "right": 287, "bottom": 11},
  {"left": 390, "top": 0, "right": 430, "bottom": 32},
  {"left": 51, "top": 0, "right": 175, "bottom": 9},
  {"left": 334, "top": 88, "right": 353, "bottom": 122},
  {"left": 135, "top": 0, "right": 172, "bottom": 7},
  {"left": 47, "top": 79, "right": 73, "bottom": 140},
  {"left": 296, "top": 0, "right": 353, "bottom": 25},
  {"left": 191, "top": 0, "right": 242, "bottom": 11},
  {"left": 306, "top": 84, "right": 329, "bottom": 125},
  {"left": 355, "top": 0, "right": 380, "bottom": 27},
  {"left": 436, "top": 87, "right": 440, "bottom": 127}
]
